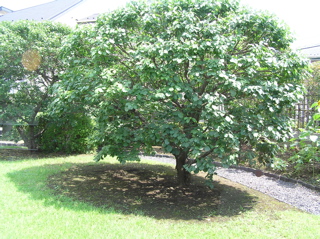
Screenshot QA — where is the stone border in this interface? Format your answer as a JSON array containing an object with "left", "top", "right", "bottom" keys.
[
  {"left": 0, "top": 140, "right": 25, "bottom": 147},
  {"left": 139, "top": 153, "right": 320, "bottom": 193},
  {"left": 0, "top": 141, "right": 38, "bottom": 151},
  {"left": 0, "top": 143, "right": 25, "bottom": 147}
]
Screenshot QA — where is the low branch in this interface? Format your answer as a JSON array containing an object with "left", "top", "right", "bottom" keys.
[
  {"left": 199, "top": 148, "right": 215, "bottom": 159},
  {"left": 133, "top": 109, "right": 147, "bottom": 123}
]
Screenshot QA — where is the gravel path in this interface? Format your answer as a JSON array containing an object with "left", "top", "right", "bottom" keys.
[
  {"left": 141, "top": 155, "right": 320, "bottom": 215},
  {"left": 216, "top": 167, "right": 320, "bottom": 215}
]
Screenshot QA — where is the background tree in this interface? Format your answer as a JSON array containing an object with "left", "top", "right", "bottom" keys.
[
  {"left": 60, "top": 0, "right": 309, "bottom": 186},
  {"left": 0, "top": 21, "right": 71, "bottom": 149}
]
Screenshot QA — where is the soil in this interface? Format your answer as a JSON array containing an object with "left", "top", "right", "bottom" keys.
[{"left": 47, "top": 162, "right": 295, "bottom": 221}]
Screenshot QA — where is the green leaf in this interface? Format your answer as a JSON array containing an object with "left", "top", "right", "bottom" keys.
[{"left": 313, "top": 113, "right": 320, "bottom": 121}]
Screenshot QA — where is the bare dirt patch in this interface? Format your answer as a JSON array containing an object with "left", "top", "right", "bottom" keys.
[{"left": 47, "top": 162, "right": 294, "bottom": 221}]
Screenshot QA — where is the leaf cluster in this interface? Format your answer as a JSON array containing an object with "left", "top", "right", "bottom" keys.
[{"left": 0, "top": 20, "right": 71, "bottom": 125}]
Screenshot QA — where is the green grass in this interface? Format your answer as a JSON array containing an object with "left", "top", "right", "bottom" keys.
[
  {"left": 0, "top": 145, "right": 28, "bottom": 149},
  {"left": 0, "top": 154, "right": 319, "bottom": 239}
]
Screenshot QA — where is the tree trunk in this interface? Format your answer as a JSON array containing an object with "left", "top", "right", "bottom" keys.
[
  {"left": 17, "top": 125, "right": 37, "bottom": 150},
  {"left": 27, "top": 125, "right": 37, "bottom": 150},
  {"left": 174, "top": 151, "right": 191, "bottom": 187}
]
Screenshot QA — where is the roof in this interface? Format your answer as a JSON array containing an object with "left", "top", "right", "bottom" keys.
[
  {"left": 0, "top": 0, "right": 128, "bottom": 26},
  {"left": 54, "top": 0, "right": 129, "bottom": 26},
  {"left": 0, "top": 6, "right": 13, "bottom": 16},
  {"left": 299, "top": 45, "right": 320, "bottom": 62},
  {"left": 0, "top": 0, "right": 84, "bottom": 22},
  {"left": 76, "top": 13, "right": 99, "bottom": 24}
]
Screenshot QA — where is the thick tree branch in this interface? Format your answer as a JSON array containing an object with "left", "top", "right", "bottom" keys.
[{"left": 199, "top": 148, "right": 215, "bottom": 159}]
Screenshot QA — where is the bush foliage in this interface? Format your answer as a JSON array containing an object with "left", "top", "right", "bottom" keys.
[{"left": 38, "top": 113, "right": 95, "bottom": 154}]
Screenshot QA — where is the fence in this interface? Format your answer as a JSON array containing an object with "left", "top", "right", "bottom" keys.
[{"left": 287, "top": 94, "right": 319, "bottom": 129}]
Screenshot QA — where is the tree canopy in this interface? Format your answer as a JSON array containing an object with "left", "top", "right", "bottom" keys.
[
  {"left": 0, "top": 21, "right": 71, "bottom": 149},
  {"left": 60, "top": 0, "right": 309, "bottom": 186}
]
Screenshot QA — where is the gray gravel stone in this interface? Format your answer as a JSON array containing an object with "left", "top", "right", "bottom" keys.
[{"left": 216, "top": 168, "right": 320, "bottom": 215}]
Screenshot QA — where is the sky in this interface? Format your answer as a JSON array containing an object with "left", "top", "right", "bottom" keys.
[
  {"left": 241, "top": 0, "right": 320, "bottom": 48},
  {"left": 0, "top": 0, "right": 319, "bottom": 48}
]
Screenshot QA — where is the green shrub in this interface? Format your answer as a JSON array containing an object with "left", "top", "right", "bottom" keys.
[
  {"left": 38, "top": 113, "right": 95, "bottom": 154},
  {"left": 289, "top": 101, "right": 320, "bottom": 175},
  {"left": 270, "top": 157, "right": 288, "bottom": 171}
]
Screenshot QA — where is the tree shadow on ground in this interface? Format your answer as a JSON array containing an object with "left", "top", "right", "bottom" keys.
[{"left": 7, "top": 162, "right": 261, "bottom": 221}]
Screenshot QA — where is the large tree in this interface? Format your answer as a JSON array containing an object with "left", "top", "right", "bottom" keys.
[
  {"left": 60, "top": 0, "right": 309, "bottom": 186},
  {"left": 0, "top": 21, "right": 71, "bottom": 149}
]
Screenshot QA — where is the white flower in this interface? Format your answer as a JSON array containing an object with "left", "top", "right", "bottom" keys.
[{"left": 309, "top": 135, "right": 318, "bottom": 142}]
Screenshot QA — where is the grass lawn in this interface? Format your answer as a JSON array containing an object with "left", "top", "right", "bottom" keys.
[
  {"left": 0, "top": 151, "right": 319, "bottom": 239},
  {"left": 0, "top": 146, "right": 28, "bottom": 150}
]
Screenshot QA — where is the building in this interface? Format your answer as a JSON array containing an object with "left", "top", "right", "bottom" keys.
[
  {"left": 0, "top": 6, "right": 13, "bottom": 16},
  {"left": 76, "top": 13, "right": 99, "bottom": 25},
  {"left": 299, "top": 45, "right": 320, "bottom": 62},
  {"left": 0, "top": 0, "right": 128, "bottom": 26},
  {"left": 0, "top": 0, "right": 84, "bottom": 23}
]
